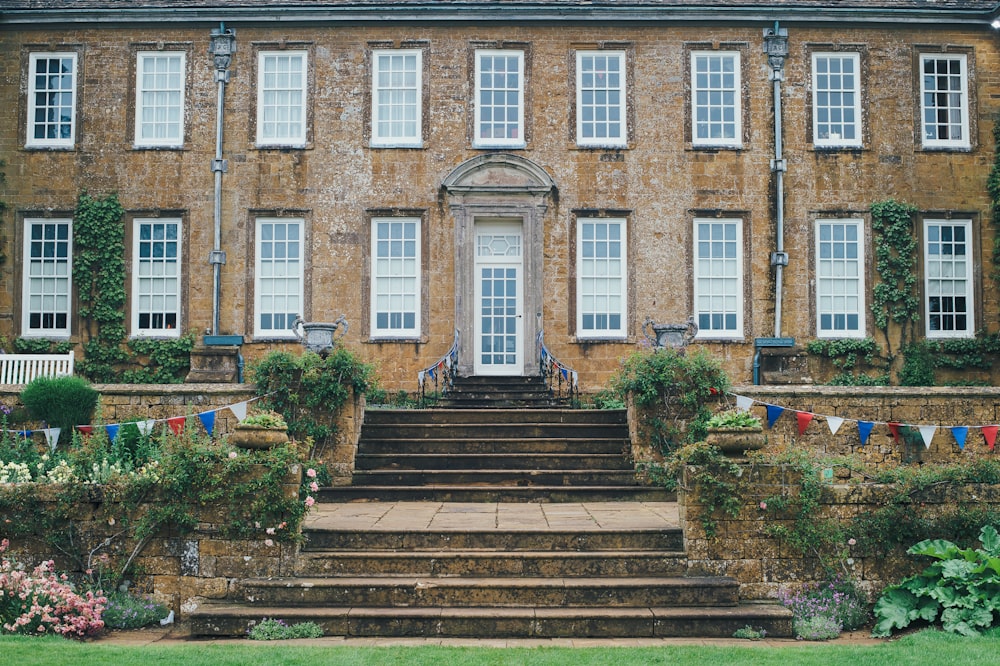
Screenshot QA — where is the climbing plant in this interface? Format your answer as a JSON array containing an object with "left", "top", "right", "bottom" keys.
[
  {"left": 73, "top": 192, "right": 129, "bottom": 382},
  {"left": 987, "top": 115, "right": 1000, "bottom": 291},
  {"left": 0, "top": 160, "right": 7, "bottom": 266},
  {"left": 870, "top": 199, "right": 920, "bottom": 356}
]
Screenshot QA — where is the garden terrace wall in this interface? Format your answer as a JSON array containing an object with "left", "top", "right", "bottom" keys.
[
  {"left": 0, "top": 383, "right": 365, "bottom": 483},
  {"left": 630, "top": 386, "right": 1000, "bottom": 472},
  {"left": 680, "top": 464, "right": 1000, "bottom": 601},
  {"left": 0, "top": 467, "right": 302, "bottom": 617}
]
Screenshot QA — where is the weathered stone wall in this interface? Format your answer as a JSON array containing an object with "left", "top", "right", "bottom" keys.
[
  {"left": 680, "top": 464, "right": 1000, "bottom": 601},
  {"left": 2, "top": 20, "right": 997, "bottom": 391}
]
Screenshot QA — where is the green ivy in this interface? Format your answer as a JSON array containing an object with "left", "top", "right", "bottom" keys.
[
  {"left": 870, "top": 199, "right": 920, "bottom": 353},
  {"left": 987, "top": 115, "right": 1000, "bottom": 291},
  {"left": 0, "top": 160, "right": 7, "bottom": 265},
  {"left": 74, "top": 192, "right": 129, "bottom": 382},
  {"left": 121, "top": 333, "right": 197, "bottom": 384}
]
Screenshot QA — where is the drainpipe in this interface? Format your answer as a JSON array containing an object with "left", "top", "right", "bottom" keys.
[
  {"left": 209, "top": 24, "right": 236, "bottom": 336},
  {"left": 764, "top": 22, "right": 789, "bottom": 338}
]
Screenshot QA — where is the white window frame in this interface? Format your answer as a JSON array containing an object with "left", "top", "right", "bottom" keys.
[
  {"left": 474, "top": 49, "right": 525, "bottom": 149},
  {"left": 576, "top": 218, "right": 627, "bottom": 340},
  {"left": 919, "top": 53, "right": 970, "bottom": 150},
  {"left": 371, "top": 49, "right": 422, "bottom": 148},
  {"left": 134, "top": 51, "right": 186, "bottom": 148},
  {"left": 815, "top": 219, "right": 865, "bottom": 338},
  {"left": 576, "top": 50, "right": 627, "bottom": 148},
  {"left": 254, "top": 218, "right": 304, "bottom": 339},
  {"left": 26, "top": 52, "right": 77, "bottom": 149},
  {"left": 811, "top": 52, "right": 862, "bottom": 148},
  {"left": 256, "top": 50, "right": 308, "bottom": 148},
  {"left": 370, "top": 217, "right": 421, "bottom": 339},
  {"left": 693, "top": 218, "right": 743, "bottom": 339},
  {"left": 21, "top": 219, "right": 73, "bottom": 337},
  {"left": 924, "top": 218, "right": 974, "bottom": 339},
  {"left": 131, "top": 218, "right": 182, "bottom": 338},
  {"left": 690, "top": 51, "right": 742, "bottom": 148}
]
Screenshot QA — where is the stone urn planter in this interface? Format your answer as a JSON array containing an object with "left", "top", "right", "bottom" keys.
[
  {"left": 705, "top": 426, "right": 767, "bottom": 458},
  {"left": 229, "top": 424, "right": 289, "bottom": 450}
]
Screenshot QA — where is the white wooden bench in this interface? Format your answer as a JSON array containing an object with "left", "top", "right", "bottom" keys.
[{"left": 0, "top": 351, "right": 75, "bottom": 385}]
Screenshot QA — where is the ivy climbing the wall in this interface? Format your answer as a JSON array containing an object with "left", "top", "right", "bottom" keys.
[{"left": 870, "top": 199, "right": 920, "bottom": 357}]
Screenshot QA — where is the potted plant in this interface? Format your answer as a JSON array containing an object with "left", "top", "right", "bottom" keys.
[
  {"left": 229, "top": 411, "right": 289, "bottom": 450},
  {"left": 704, "top": 409, "right": 766, "bottom": 457}
]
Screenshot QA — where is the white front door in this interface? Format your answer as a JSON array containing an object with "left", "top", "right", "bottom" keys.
[{"left": 474, "top": 220, "right": 524, "bottom": 376}]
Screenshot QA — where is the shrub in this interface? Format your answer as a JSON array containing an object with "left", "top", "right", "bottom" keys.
[
  {"left": 100, "top": 592, "right": 169, "bottom": 630},
  {"left": 247, "top": 618, "right": 323, "bottom": 640},
  {"left": 780, "top": 578, "right": 870, "bottom": 640},
  {"left": 706, "top": 409, "right": 761, "bottom": 429},
  {"left": 20, "top": 376, "right": 99, "bottom": 448},
  {"left": 794, "top": 615, "right": 843, "bottom": 641},
  {"left": 732, "top": 625, "right": 767, "bottom": 640}
]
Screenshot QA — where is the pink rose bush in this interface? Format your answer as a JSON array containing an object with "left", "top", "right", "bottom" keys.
[{"left": 0, "top": 539, "right": 106, "bottom": 638}]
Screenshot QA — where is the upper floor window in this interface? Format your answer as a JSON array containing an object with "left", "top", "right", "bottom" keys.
[
  {"left": 371, "top": 218, "right": 421, "bottom": 338},
  {"left": 920, "top": 54, "right": 969, "bottom": 150},
  {"left": 576, "top": 218, "right": 627, "bottom": 339},
  {"left": 576, "top": 51, "right": 626, "bottom": 148},
  {"left": 924, "top": 219, "right": 973, "bottom": 338},
  {"left": 474, "top": 50, "right": 524, "bottom": 148},
  {"left": 691, "top": 51, "right": 741, "bottom": 148},
  {"left": 26, "top": 53, "right": 77, "bottom": 148},
  {"left": 812, "top": 52, "right": 861, "bottom": 148},
  {"left": 372, "top": 49, "right": 422, "bottom": 147},
  {"left": 132, "top": 219, "right": 181, "bottom": 337},
  {"left": 135, "top": 52, "right": 185, "bottom": 148},
  {"left": 694, "top": 218, "right": 743, "bottom": 338},
  {"left": 255, "top": 218, "right": 303, "bottom": 338},
  {"left": 257, "top": 51, "right": 307, "bottom": 147},
  {"left": 815, "top": 219, "right": 865, "bottom": 338},
  {"left": 22, "top": 219, "right": 72, "bottom": 337}
]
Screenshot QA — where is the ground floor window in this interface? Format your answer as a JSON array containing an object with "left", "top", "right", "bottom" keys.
[
  {"left": 255, "top": 218, "right": 302, "bottom": 338},
  {"left": 576, "top": 218, "right": 626, "bottom": 339},
  {"left": 815, "top": 218, "right": 864, "bottom": 338},
  {"left": 371, "top": 217, "right": 420, "bottom": 338},
  {"left": 22, "top": 219, "right": 72, "bottom": 337},
  {"left": 924, "top": 219, "right": 973, "bottom": 338},
  {"left": 694, "top": 218, "right": 742, "bottom": 338},
  {"left": 132, "top": 218, "right": 181, "bottom": 337}
]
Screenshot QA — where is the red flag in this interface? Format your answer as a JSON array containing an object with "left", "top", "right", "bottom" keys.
[
  {"left": 796, "top": 411, "right": 814, "bottom": 436},
  {"left": 167, "top": 416, "right": 185, "bottom": 435},
  {"left": 983, "top": 425, "right": 999, "bottom": 452},
  {"left": 887, "top": 422, "right": 902, "bottom": 444},
  {"left": 76, "top": 425, "right": 93, "bottom": 435}
]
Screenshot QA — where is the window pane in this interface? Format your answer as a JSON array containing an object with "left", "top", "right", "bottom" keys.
[
  {"left": 136, "top": 53, "right": 184, "bottom": 145},
  {"left": 692, "top": 52, "right": 740, "bottom": 146},
  {"left": 816, "top": 220, "right": 863, "bottom": 336},
  {"left": 257, "top": 220, "right": 303, "bottom": 336},
  {"left": 577, "top": 51, "right": 626, "bottom": 147},
  {"left": 577, "top": 220, "right": 626, "bottom": 337},
  {"left": 258, "top": 52, "right": 307, "bottom": 145},
  {"left": 24, "top": 220, "right": 72, "bottom": 334},
  {"left": 694, "top": 220, "right": 741, "bottom": 336},
  {"left": 372, "top": 219, "right": 420, "bottom": 336}
]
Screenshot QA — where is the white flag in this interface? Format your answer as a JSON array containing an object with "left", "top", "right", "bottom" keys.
[
  {"left": 43, "top": 428, "right": 60, "bottom": 452},
  {"left": 827, "top": 416, "right": 844, "bottom": 435},
  {"left": 735, "top": 395, "right": 754, "bottom": 411},
  {"left": 229, "top": 401, "right": 249, "bottom": 422},
  {"left": 919, "top": 425, "right": 937, "bottom": 449},
  {"left": 137, "top": 420, "right": 156, "bottom": 436}
]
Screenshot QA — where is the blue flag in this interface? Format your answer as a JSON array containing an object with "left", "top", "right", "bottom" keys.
[
  {"left": 199, "top": 410, "right": 216, "bottom": 436},
  {"left": 766, "top": 405, "right": 784, "bottom": 428},
  {"left": 857, "top": 420, "right": 875, "bottom": 446},
  {"left": 952, "top": 426, "right": 969, "bottom": 450},
  {"left": 106, "top": 424, "right": 120, "bottom": 442}
]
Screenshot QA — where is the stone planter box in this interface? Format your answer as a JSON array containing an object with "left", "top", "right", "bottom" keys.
[
  {"left": 705, "top": 427, "right": 767, "bottom": 457},
  {"left": 229, "top": 424, "right": 289, "bottom": 450}
]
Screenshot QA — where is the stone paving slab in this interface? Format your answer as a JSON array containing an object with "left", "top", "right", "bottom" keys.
[{"left": 304, "top": 502, "right": 680, "bottom": 531}]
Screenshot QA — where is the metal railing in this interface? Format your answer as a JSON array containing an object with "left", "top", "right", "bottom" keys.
[
  {"left": 537, "top": 329, "right": 579, "bottom": 403},
  {"left": 417, "top": 330, "right": 459, "bottom": 406}
]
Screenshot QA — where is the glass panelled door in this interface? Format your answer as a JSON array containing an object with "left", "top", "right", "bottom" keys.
[{"left": 474, "top": 220, "right": 524, "bottom": 375}]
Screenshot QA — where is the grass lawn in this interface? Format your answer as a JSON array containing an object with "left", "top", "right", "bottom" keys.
[{"left": 2, "top": 629, "right": 1000, "bottom": 666}]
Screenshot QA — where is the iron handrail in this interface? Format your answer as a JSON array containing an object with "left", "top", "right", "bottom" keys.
[
  {"left": 417, "top": 330, "right": 459, "bottom": 406},
  {"left": 536, "top": 329, "right": 579, "bottom": 403}
]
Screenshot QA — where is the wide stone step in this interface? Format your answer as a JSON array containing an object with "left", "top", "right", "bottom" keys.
[
  {"left": 363, "top": 408, "right": 627, "bottom": 426},
  {"left": 295, "top": 549, "right": 688, "bottom": 577},
  {"left": 235, "top": 576, "right": 740, "bottom": 608},
  {"left": 360, "top": 424, "right": 628, "bottom": 441},
  {"left": 351, "top": 469, "right": 639, "bottom": 486},
  {"left": 358, "top": 437, "right": 630, "bottom": 455},
  {"left": 317, "top": 485, "right": 675, "bottom": 503},
  {"left": 189, "top": 603, "right": 793, "bottom": 638},
  {"left": 355, "top": 453, "right": 632, "bottom": 471},
  {"left": 302, "top": 527, "right": 684, "bottom": 552}
]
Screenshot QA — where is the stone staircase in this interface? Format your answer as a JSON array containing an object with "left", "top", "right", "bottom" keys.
[{"left": 189, "top": 377, "right": 792, "bottom": 638}]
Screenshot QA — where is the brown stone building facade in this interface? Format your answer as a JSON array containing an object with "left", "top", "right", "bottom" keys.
[{"left": 2, "top": 1, "right": 999, "bottom": 391}]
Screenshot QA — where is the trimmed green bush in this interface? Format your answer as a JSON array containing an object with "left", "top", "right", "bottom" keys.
[{"left": 20, "top": 376, "right": 99, "bottom": 447}]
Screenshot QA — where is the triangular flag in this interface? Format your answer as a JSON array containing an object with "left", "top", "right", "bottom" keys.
[
  {"left": 918, "top": 425, "right": 937, "bottom": 450},
  {"left": 43, "top": 428, "right": 60, "bottom": 452},
  {"left": 796, "top": 411, "right": 814, "bottom": 436},
  {"left": 137, "top": 420, "right": 155, "bottom": 436},
  {"left": 77, "top": 425, "right": 93, "bottom": 435},
  {"left": 857, "top": 420, "right": 875, "bottom": 446},
  {"left": 735, "top": 395, "right": 754, "bottom": 411},
  {"left": 106, "top": 424, "right": 120, "bottom": 442},
  {"left": 17, "top": 430, "right": 32, "bottom": 439},
  {"left": 827, "top": 416, "right": 844, "bottom": 435},
  {"left": 229, "top": 401, "right": 249, "bottom": 422},
  {"left": 952, "top": 426, "right": 969, "bottom": 450},
  {"left": 199, "top": 410, "right": 216, "bottom": 436},
  {"left": 887, "top": 422, "right": 902, "bottom": 444},
  {"left": 766, "top": 405, "right": 784, "bottom": 428},
  {"left": 983, "top": 425, "right": 999, "bottom": 452},
  {"left": 167, "top": 416, "right": 185, "bottom": 435}
]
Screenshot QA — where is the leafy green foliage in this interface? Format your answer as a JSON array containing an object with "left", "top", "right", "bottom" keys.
[
  {"left": 873, "top": 525, "right": 1000, "bottom": 637},
  {"left": 101, "top": 592, "right": 170, "bottom": 629},
  {"left": 665, "top": 442, "right": 743, "bottom": 538},
  {"left": 74, "top": 192, "right": 129, "bottom": 382},
  {"left": 706, "top": 409, "right": 761, "bottom": 429},
  {"left": 19, "top": 376, "right": 99, "bottom": 447},
  {"left": 247, "top": 618, "right": 324, "bottom": 640},
  {"left": 121, "top": 334, "right": 196, "bottom": 384},
  {"left": 988, "top": 114, "right": 1000, "bottom": 290},
  {"left": 870, "top": 199, "right": 919, "bottom": 348}
]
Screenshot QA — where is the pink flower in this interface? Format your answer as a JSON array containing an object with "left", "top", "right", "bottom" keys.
[
  {"left": 759, "top": 501, "right": 767, "bottom": 510},
  {"left": 265, "top": 527, "right": 275, "bottom": 535},
  {"left": 304, "top": 496, "right": 315, "bottom": 507},
  {"left": 279, "top": 522, "right": 287, "bottom": 529},
  {"left": 264, "top": 539, "right": 274, "bottom": 547},
  {"left": 309, "top": 482, "right": 319, "bottom": 492},
  {"left": 848, "top": 538, "right": 857, "bottom": 546},
  {"left": 306, "top": 468, "right": 317, "bottom": 478},
  {"left": 228, "top": 451, "right": 238, "bottom": 459}
]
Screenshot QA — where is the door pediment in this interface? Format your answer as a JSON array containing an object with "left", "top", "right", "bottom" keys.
[{"left": 442, "top": 154, "right": 556, "bottom": 197}]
